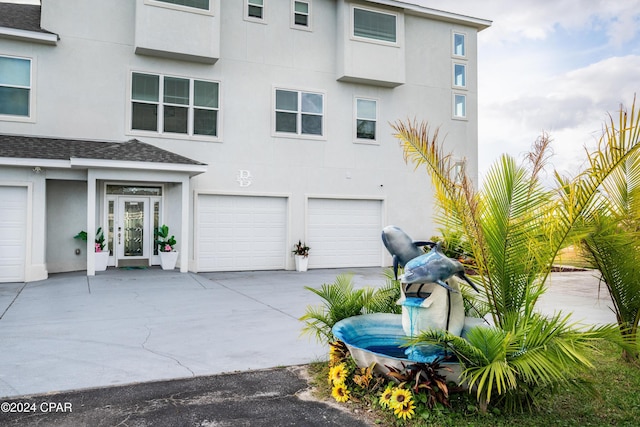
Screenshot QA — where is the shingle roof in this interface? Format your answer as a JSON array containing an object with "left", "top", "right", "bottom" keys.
[
  {"left": 0, "top": 134, "right": 206, "bottom": 166},
  {"left": 0, "top": 3, "right": 56, "bottom": 35}
]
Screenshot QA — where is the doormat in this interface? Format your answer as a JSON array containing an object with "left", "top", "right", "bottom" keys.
[{"left": 120, "top": 266, "right": 148, "bottom": 270}]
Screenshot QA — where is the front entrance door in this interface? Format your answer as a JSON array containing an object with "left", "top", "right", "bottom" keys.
[{"left": 116, "top": 197, "right": 153, "bottom": 267}]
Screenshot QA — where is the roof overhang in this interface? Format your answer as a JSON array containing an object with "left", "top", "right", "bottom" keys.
[{"left": 0, "top": 26, "right": 58, "bottom": 45}]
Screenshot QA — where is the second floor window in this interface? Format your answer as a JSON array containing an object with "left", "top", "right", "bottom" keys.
[
  {"left": 274, "top": 89, "right": 323, "bottom": 137},
  {"left": 355, "top": 98, "right": 377, "bottom": 141},
  {"left": 293, "top": 1, "right": 310, "bottom": 27},
  {"left": 453, "top": 63, "right": 466, "bottom": 88},
  {"left": 0, "top": 55, "right": 31, "bottom": 118},
  {"left": 131, "top": 72, "right": 219, "bottom": 138}
]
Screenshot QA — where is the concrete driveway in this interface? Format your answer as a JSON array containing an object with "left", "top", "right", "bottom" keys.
[{"left": 0, "top": 267, "right": 614, "bottom": 399}]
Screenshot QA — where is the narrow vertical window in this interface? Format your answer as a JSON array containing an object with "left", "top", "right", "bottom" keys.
[
  {"left": 454, "top": 63, "right": 466, "bottom": 88},
  {"left": 453, "top": 32, "right": 465, "bottom": 57},
  {"left": 0, "top": 56, "right": 31, "bottom": 117},
  {"left": 293, "top": 1, "right": 310, "bottom": 27},
  {"left": 454, "top": 94, "right": 466, "bottom": 119},
  {"left": 247, "top": 0, "right": 264, "bottom": 20},
  {"left": 355, "top": 98, "right": 377, "bottom": 141},
  {"left": 131, "top": 72, "right": 160, "bottom": 131}
]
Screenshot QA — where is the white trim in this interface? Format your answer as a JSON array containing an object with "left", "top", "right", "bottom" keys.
[
  {"left": 69, "top": 157, "right": 208, "bottom": 174},
  {"left": 452, "top": 92, "right": 467, "bottom": 120},
  {"left": 452, "top": 61, "right": 467, "bottom": 89},
  {"left": 0, "top": 158, "right": 70, "bottom": 168},
  {"left": 0, "top": 27, "right": 58, "bottom": 45},
  {"left": 353, "top": 96, "right": 379, "bottom": 144},
  {"left": 272, "top": 86, "right": 326, "bottom": 140},
  {"left": 452, "top": 30, "right": 467, "bottom": 58}
]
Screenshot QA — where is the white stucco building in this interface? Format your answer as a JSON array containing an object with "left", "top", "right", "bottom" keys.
[{"left": 0, "top": 0, "right": 490, "bottom": 282}]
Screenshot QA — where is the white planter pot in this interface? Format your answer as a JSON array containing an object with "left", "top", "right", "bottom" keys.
[
  {"left": 160, "top": 251, "right": 179, "bottom": 270},
  {"left": 95, "top": 251, "right": 109, "bottom": 271},
  {"left": 294, "top": 255, "right": 309, "bottom": 272}
]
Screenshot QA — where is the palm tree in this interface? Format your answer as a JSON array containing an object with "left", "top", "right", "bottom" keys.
[{"left": 391, "top": 98, "right": 640, "bottom": 411}]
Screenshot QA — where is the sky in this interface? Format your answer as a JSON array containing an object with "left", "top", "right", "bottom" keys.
[
  {"left": 5, "top": 0, "right": 640, "bottom": 181},
  {"left": 415, "top": 0, "right": 640, "bottom": 182}
]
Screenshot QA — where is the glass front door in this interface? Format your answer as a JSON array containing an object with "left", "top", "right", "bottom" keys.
[{"left": 116, "top": 197, "right": 150, "bottom": 264}]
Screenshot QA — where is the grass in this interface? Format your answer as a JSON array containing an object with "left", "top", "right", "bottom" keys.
[{"left": 308, "top": 341, "right": 640, "bottom": 426}]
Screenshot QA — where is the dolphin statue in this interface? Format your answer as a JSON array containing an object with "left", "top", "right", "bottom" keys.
[
  {"left": 400, "top": 242, "right": 480, "bottom": 293},
  {"left": 381, "top": 225, "right": 435, "bottom": 280}
]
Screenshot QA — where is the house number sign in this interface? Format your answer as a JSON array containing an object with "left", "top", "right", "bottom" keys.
[{"left": 237, "top": 170, "right": 253, "bottom": 187}]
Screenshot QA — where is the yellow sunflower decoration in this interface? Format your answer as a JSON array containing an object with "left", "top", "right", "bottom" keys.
[
  {"left": 378, "top": 385, "right": 394, "bottom": 408},
  {"left": 328, "top": 362, "right": 348, "bottom": 385},
  {"left": 390, "top": 387, "right": 416, "bottom": 420},
  {"left": 331, "top": 382, "right": 350, "bottom": 403}
]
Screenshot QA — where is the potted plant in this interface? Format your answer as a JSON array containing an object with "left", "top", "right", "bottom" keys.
[
  {"left": 156, "top": 224, "right": 178, "bottom": 270},
  {"left": 292, "top": 240, "right": 310, "bottom": 272},
  {"left": 74, "top": 227, "right": 109, "bottom": 271}
]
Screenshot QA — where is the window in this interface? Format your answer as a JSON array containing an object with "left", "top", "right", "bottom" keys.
[
  {"left": 292, "top": 1, "right": 310, "bottom": 28},
  {"left": 274, "top": 88, "right": 323, "bottom": 136},
  {"left": 246, "top": 0, "right": 264, "bottom": 20},
  {"left": 453, "top": 63, "right": 466, "bottom": 88},
  {"left": 355, "top": 98, "right": 377, "bottom": 141},
  {"left": 353, "top": 7, "right": 396, "bottom": 43},
  {"left": 155, "top": 0, "right": 209, "bottom": 10},
  {"left": 453, "top": 32, "right": 466, "bottom": 57},
  {"left": 0, "top": 56, "right": 31, "bottom": 118},
  {"left": 131, "top": 72, "right": 219, "bottom": 138},
  {"left": 453, "top": 94, "right": 466, "bottom": 119}
]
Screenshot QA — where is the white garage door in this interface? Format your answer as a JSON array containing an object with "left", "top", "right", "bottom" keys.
[
  {"left": 197, "top": 195, "right": 287, "bottom": 271},
  {"left": 307, "top": 198, "right": 383, "bottom": 268},
  {"left": 0, "top": 186, "right": 27, "bottom": 282}
]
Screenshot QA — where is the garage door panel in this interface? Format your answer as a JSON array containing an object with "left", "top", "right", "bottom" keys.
[
  {"left": 197, "top": 195, "right": 287, "bottom": 271},
  {"left": 0, "top": 187, "right": 27, "bottom": 282},
  {"left": 308, "top": 199, "right": 382, "bottom": 269}
]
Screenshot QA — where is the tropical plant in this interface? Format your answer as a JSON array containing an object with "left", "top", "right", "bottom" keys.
[
  {"left": 74, "top": 227, "right": 106, "bottom": 252},
  {"left": 578, "top": 106, "right": 640, "bottom": 361},
  {"left": 292, "top": 240, "right": 310, "bottom": 257},
  {"left": 300, "top": 272, "right": 401, "bottom": 344},
  {"left": 390, "top": 98, "right": 640, "bottom": 412},
  {"left": 155, "top": 224, "right": 176, "bottom": 252}
]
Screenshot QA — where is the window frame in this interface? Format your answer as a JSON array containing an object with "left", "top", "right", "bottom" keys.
[
  {"left": 273, "top": 87, "right": 325, "bottom": 140},
  {"left": 0, "top": 54, "right": 34, "bottom": 122},
  {"left": 354, "top": 97, "right": 378, "bottom": 144},
  {"left": 244, "top": 0, "right": 266, "bottom": 23},
  {"left": 129, "top": 71, "right": 221, "bottom": 141},
  {"left": 453, "top": 62, "right": 467, "bottom": 89},
  {"left": 351, "top": 5, "right": 398, "bottom": 46},
  {"left": 452, "top": 31, "right": 466, "bottom": 58},
  {"left": 145, "top": 0, "right": 214, "bottom": 15},
  {"left": 453, "top": 93, "right": 467, "bottom": 120},
  {"left": 291, "top": 0, "right": 312, "bottom": 31}
]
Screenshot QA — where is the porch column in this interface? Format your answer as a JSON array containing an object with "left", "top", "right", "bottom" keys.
[
  {"left": 86, "top": 170, "right": 96, "bottom": 276},
  {"left": 180, "top": 176, "right": 189, "bottom": 273}
]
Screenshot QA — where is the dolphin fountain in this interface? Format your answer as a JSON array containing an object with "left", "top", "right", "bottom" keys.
[{"left": 333, "top": 226, "right": 485, "bottom": 378}]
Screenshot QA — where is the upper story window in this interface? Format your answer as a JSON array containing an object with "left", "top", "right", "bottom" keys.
[
  {"left": 245, "top": 0, "right": 265, "bottom": 21},
  {"left": 453, "top": 32, "right": 466, "bottom": 57},
  {"left": 0, "top": 55, "right": 31, "bottom": 119},
  {"left": 353, "top": 7, "right": 397, "bottom": 43},
  {"left": 453, "top": 93, "right": 466, "bottom": 119},
  {"left": 156, "top": 0, "right": 209, "bottom": 10},
  {"left": 131, "top": 72, "right": 220, "bottom": 139},
  {"left": 453, "top": 63, "right": 466, "bottom": 88},
  {"left": 292, "top": 1, "right": 310, "bottom": 29},
  {"left": 274, "top": 88, "right": 323, "bottom": 137},
  {"left": 355, "top": 98, "right": 377, "bottom": 142}
]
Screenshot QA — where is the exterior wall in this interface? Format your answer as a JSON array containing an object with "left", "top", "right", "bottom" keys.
[
  {"left": 46, "top": 180, "right": 88, "bottom": 273},
  {"left": 0, "top": 0, "right": 485, "bottom": 274}
]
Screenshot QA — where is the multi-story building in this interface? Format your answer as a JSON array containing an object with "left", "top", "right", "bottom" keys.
[{"left": 0, "top": 0, "right": 490, "bottom": 282}]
